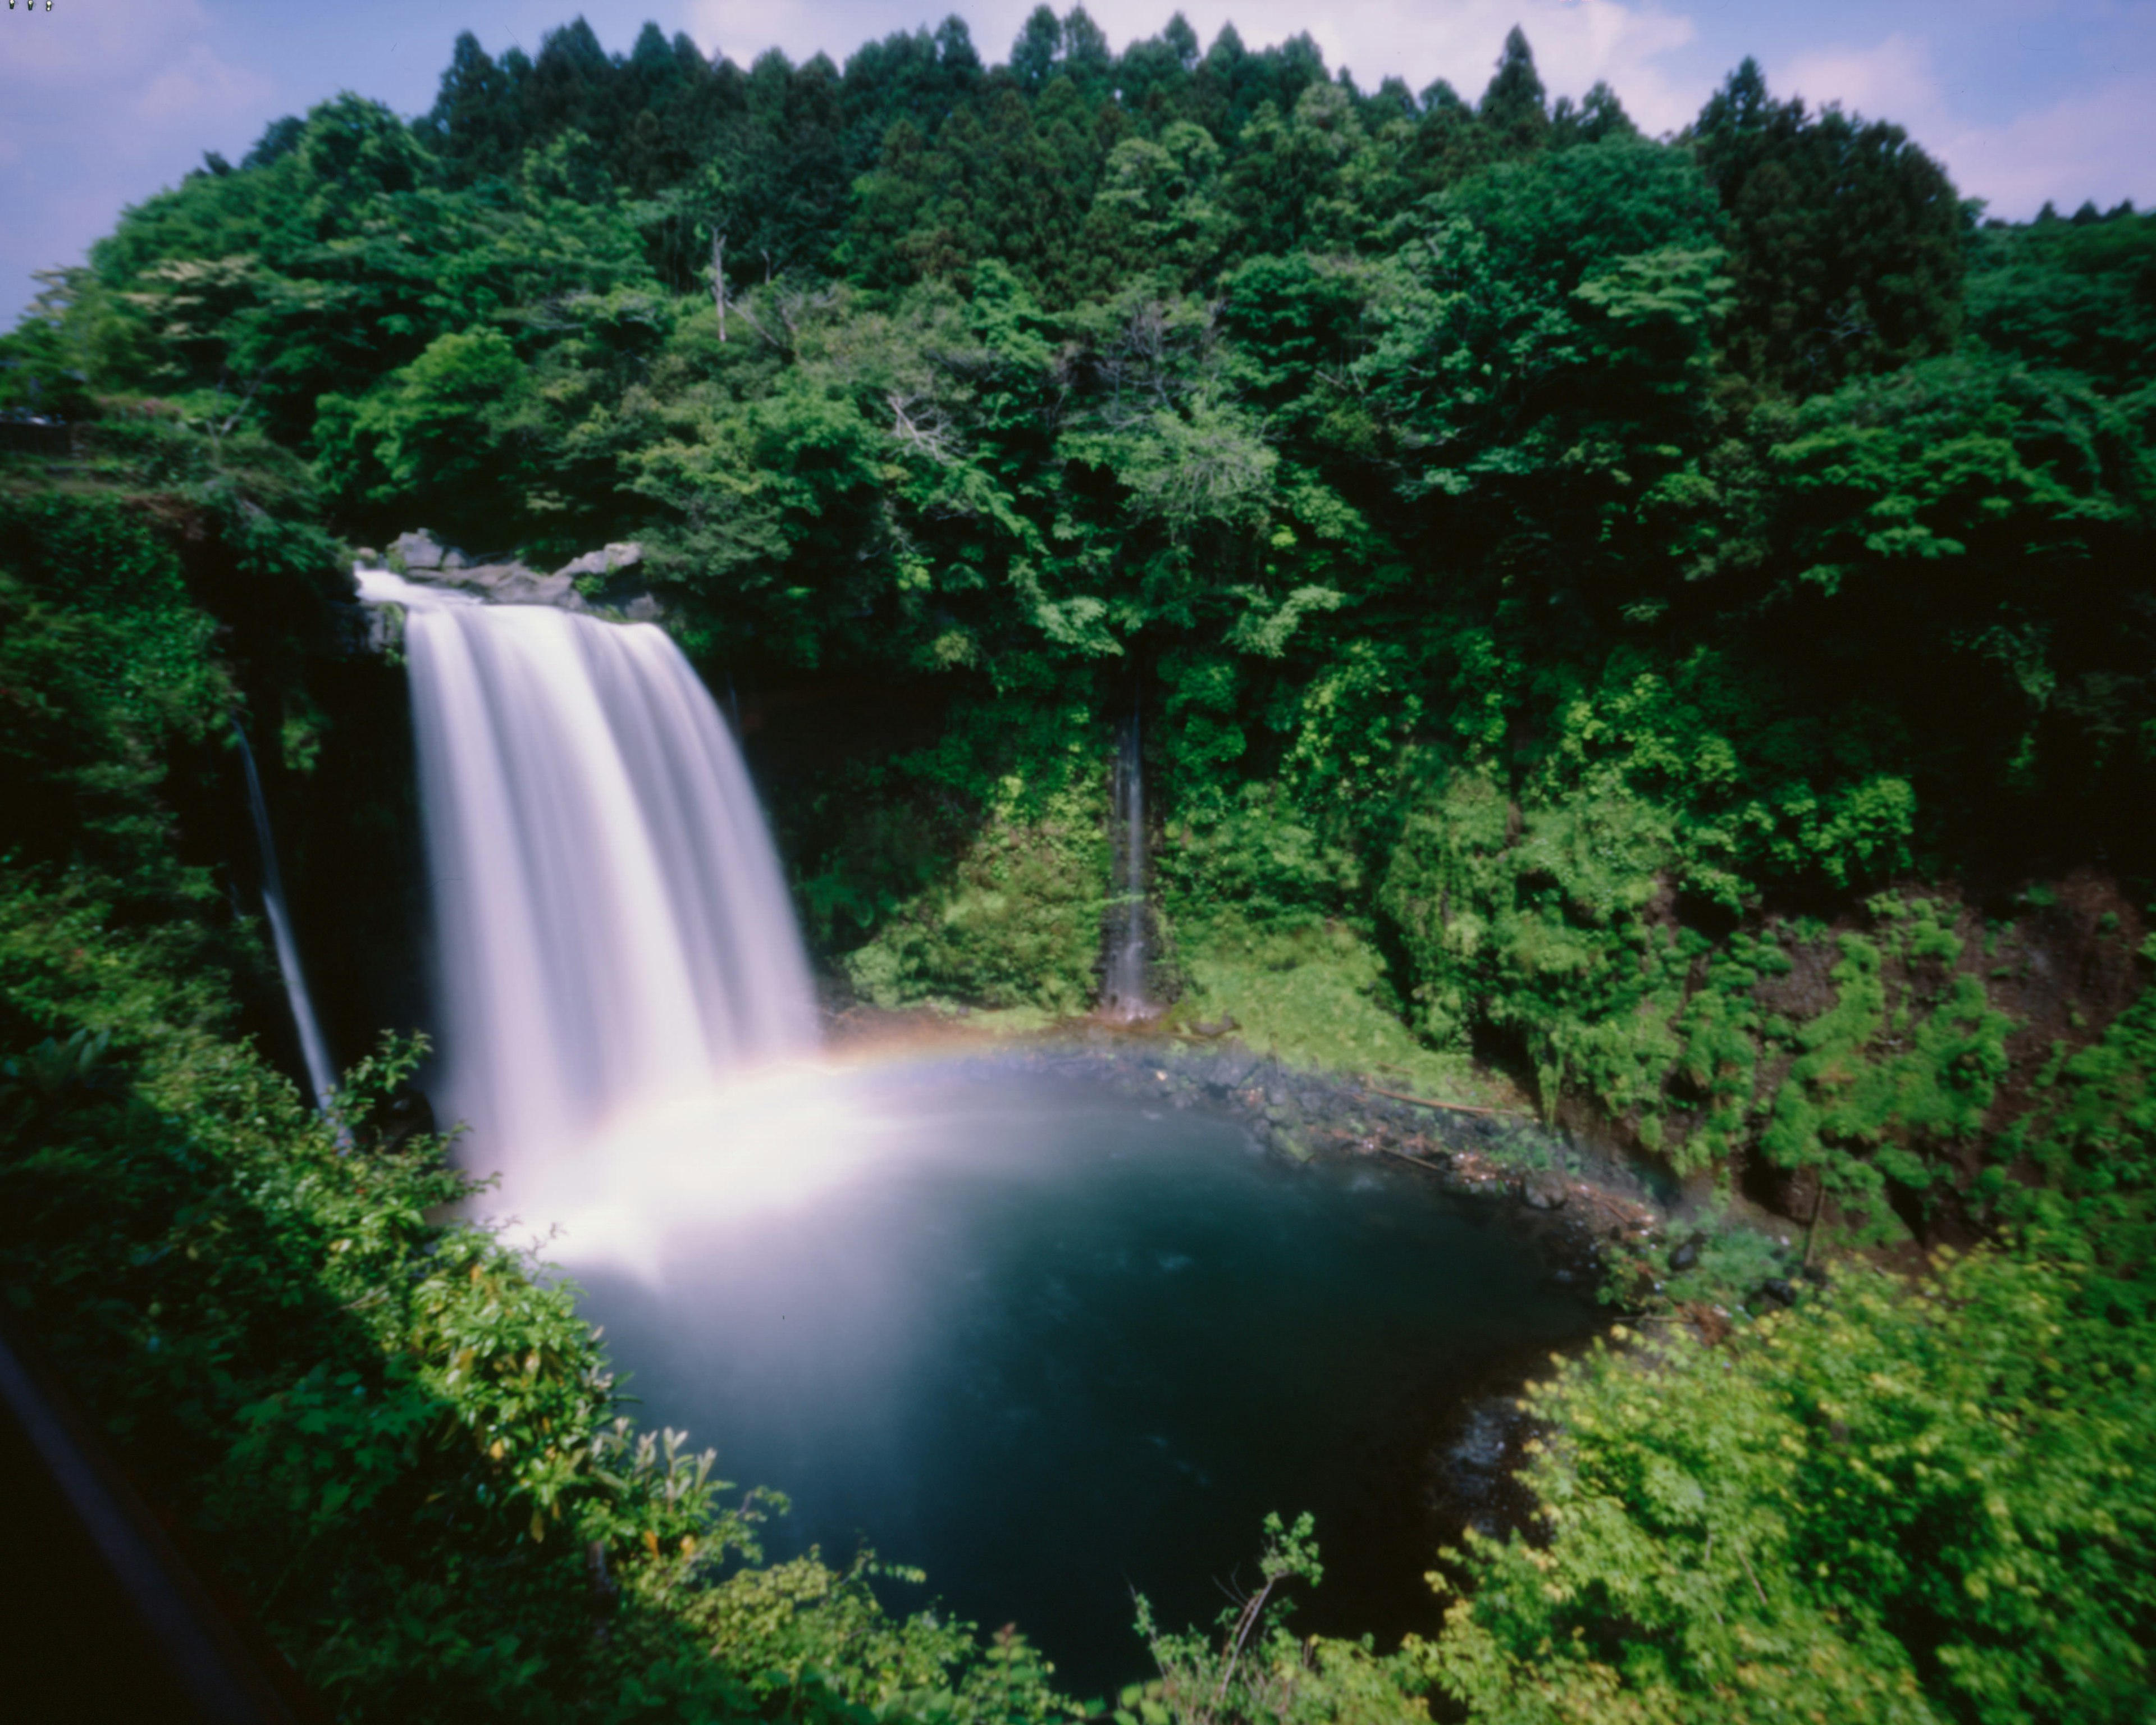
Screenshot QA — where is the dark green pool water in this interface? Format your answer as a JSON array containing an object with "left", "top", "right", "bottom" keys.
[{"left": 572, "top": 1061, "right": 1598, "bottom": 1696}]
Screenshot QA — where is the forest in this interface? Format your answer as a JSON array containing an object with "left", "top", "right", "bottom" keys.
[{"left": 1, "top": 8, "right": 2152, "bottom": 1722}]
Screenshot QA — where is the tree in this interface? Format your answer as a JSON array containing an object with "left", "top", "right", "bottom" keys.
[
  {"left": 242, "top": 114, "right": 305, "bottom": 171},
  {"left": 1552, "top": 80, "right": 1637, "bottom": 148},
  {"left": 317, "top": 326, "right": 534, "bottom": 541},
  {"left": 1010, "top": 5, "right": 1063, "bottom": 94},
  {"left": 421, "top": 31, "right": 521, "bottom": 183},
  {"left": 1079, "top": 123, "right": 1229, "bottom": 290},
  {"left": 1163, "top": 12, "right": 1199, "bottom": 70},
  {"left": 1219, "top": 84, "right": 1383, "bottom": 262},
  {"left": 1692, "top": 58, "right": 1964, "bottom": 394},
  {"left": 1060, "top": 6, "right": 1114, "bottom": 105},
  {"left": 1366, "top": 135, "right": 1725, "bottom": 527},
  {"left": 934, "top": 15, "right": 984, "bottom": 88},
  {"left": 1478, "top": 25, "right": 1549, "bottom": 152}
]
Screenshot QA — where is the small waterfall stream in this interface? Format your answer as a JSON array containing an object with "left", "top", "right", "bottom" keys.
[
  {"left": 1102, "top": 706, "right": 1150, "bottom": 1020},
  {"left": 232, "top": 719, "right": 338, "bottom": 1109},
  {"left": 357, "top": 570, "right": 816, "bottom": 1178}
]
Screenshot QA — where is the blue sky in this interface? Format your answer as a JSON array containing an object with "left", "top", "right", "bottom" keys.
[{"left": 4, "top": 0, "right": 2153, "bottom": 320}]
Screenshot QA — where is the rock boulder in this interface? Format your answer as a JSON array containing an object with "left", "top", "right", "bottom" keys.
[
  {"left": 382, "top": 531, "right": 654, "bottom": 618},
  {"left": 390, "top": 528, "right": 449, "bottom": 571}
]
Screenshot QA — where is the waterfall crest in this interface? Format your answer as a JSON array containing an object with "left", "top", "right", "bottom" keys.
[
  {"left": 233, "top": 719, "right": 338, "bottom": 1108},
  {"left": 358, "top": 570, "right": 816, "bottom": 1175},
  {"left": 1103, "top": 707, "right": 1150, "bottom": 1020}
]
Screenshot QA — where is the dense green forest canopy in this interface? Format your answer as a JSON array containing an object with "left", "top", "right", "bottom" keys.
[
  {"left": 14, "top": 1, "right": 2134, "bottom": 1053},
  {"left": 8, "top": 10, "right": 2146, "bottom": 906},
  {"left": 3, "top": 11, "right": 2154, "bottom": 1724}
]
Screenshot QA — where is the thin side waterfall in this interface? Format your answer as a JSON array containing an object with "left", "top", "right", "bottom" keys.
[
  {"left": 232, "top": 719, "right": 337, "bottom": 1109},
  {"left": 1103, "top": 706, "right": 1150, "bottom": 1020},
  {"left": 356, "top": 569, "right": 817, "bottom": 1179}
]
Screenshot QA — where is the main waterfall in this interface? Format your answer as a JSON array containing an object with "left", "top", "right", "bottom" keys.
[{"left": 357, "top": 570, "right": 816, "bottom": 1177}]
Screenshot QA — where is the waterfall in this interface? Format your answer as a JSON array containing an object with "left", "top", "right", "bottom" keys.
[
  {"left": 1103, "top": 705, "right": 1150, "bottom": 1020},
  {"left": 356, "top": 570, "right": 817, "bottom": 1177},
  {"left": 232, "top": 719, "right": 338, "bottom": 1109}
]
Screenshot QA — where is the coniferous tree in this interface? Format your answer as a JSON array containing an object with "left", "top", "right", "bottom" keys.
[
  {"left": 934, "top": 16, "right": 985, "bottom": 89},
  {"left": 421, "top": 31, "right": 521, "bottom": 184},
  {"left": 1551, "top": 80, "right": 1637, "bottom": 147},
  {"left": 1403, "top": 79, "right": 1497, "bottom": 198},
  {"left": 1220, "top": 83, "right": 1376, "bottom": 261},
  {"left": 1114, "top": 30, "right": 1194, "bottom": 125},
  {"left": 523, "top": 18, "right": 614, "bottom": 151},
  {"left": 1479, "top": 25, "right": 1550, "bottom": 150},
  {"left": 1061, "top": 7, "right": 1115, "bottom": 106},
  {"left": 841, "top": 29, "right": 945, "bottom": 175},
  {"left": 1011, "top": 6, "right": 1064, "bottom": 94},
  {"left": 1163, "top": 12, "right": 1199, "bottom": 70}
]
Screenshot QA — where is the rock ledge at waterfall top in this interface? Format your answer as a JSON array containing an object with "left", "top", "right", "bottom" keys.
[{"left": 371, "top": 529, "right": 663, "bottom": 620}]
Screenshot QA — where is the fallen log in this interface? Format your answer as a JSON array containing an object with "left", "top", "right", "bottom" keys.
[{"left": 1360, "top": 1081, "right": 1532, "bottom": 1119}]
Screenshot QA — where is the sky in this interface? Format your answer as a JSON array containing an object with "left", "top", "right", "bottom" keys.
[{"left": 3, "top": 0, "right": 2153, "bottom": 320}]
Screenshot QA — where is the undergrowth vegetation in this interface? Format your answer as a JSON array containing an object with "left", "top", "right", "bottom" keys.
[
  {"left": 0, "top": 436, "right": 1081, "bottom": 1723},
  {"left": 1425, "top": 1248, "right": 2155, "bottom": 1724}
]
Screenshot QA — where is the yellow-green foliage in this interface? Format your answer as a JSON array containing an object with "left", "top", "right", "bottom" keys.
[
  {"left": 1415, "top": 1252, "right": 2156, "bottom": 1725},
  {"left": 1984, "top": 934, "right": 2156, "bottom": 1317},
  {"left": 1382, "top": 768, "right": 1693, "bottom": 1125},
  {"left": 1761, "top": 902, "right": 2015, "bottom": 1243},
  {"left": 1156, "top": 779, "right": 1367, "bottom": 930},
  {"left": 1386, "top": 761, "right": 2016, "bottom": 1219},
  {"left": 1173, "top": 912, "right": 1490, "bottom": 1102},
  {"left": 844, "top": 770, "right": 1110, "bottom": 1015},
  {"left": 1155, "top": 772, "right": 1492, "bottom": 1098}
]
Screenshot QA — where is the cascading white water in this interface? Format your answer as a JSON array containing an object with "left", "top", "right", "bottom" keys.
[
  {"left": 356, "top": 569, "right": 816, "bottom": 1179},
  {"left": 232, "top": 719, "right": 339, "bottom": 1109},
  {"left": 1103, "top": 706, "right": 1150, "bottom": 1020}
]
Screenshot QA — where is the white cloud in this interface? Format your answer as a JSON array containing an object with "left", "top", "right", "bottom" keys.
[
  {"left": 7, "top": 0, "right": 214, "bottom": 86},
  {"left": 0, "top": 0, "right": 279, "bottom": 310},
  {"left": 138, "top": 43, "right": 277, "bottom": 127},
  {"left": 1937, "top": 77, "right": 2156, "bottom": 218},
  {"left": 686, "top": 0, "right": 1707, "bottom": 132},
  {"left": 1771, "top": 30, "right": 2156, "bottom": 218},
  {"left": 1, "top": 0, "right": 272, "bottom": 152},
  {"left": 1777, "top": 32, "right": 1940, "bottom": 129}
]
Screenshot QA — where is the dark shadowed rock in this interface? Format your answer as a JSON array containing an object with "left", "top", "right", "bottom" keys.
[{"left": 371, "top": 1083, "right": 436, "bottom": 1155}]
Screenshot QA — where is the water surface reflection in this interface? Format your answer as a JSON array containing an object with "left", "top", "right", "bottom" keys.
[{"left": 542, "top": 1060, "right": 1598, "bottom": 1695}]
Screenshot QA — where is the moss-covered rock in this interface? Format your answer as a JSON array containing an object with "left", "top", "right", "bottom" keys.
[{"left": 843, "top": 773, "right": 1110, "bottom": 1014}]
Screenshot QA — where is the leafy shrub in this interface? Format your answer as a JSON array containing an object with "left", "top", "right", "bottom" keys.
[
  {"left": 844, "top": 770, "right": 1108, "bottom": 1014},
  {"left": 1417, "top": 1252, "right": 2156, "bottom": 1725}
]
